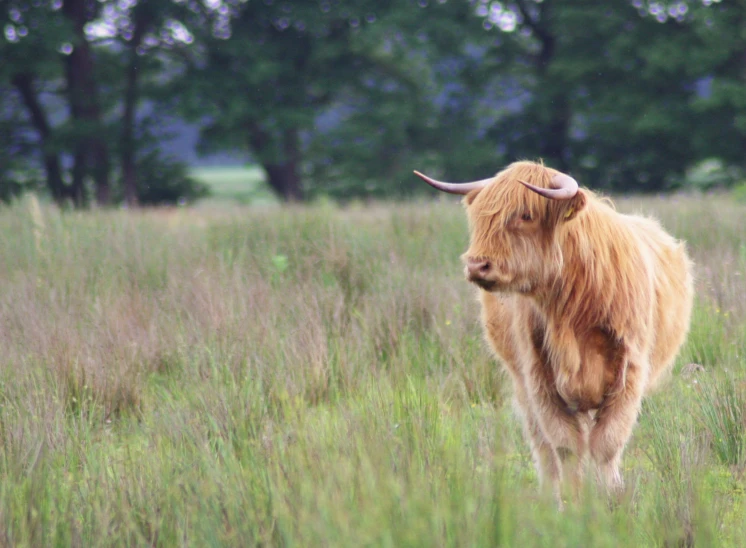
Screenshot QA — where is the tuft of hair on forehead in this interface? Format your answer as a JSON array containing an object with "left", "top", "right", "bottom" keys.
[{"left": 469, "top": 160, "right": 558, "bottom": 222}]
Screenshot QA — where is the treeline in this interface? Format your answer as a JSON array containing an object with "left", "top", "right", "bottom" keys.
[{"left": 1, "top": 0, "right": 745, "bottom": 206}]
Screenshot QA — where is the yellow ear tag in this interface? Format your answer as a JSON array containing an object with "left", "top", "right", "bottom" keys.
[{"left": 564, "top": 207, "right": 574, "bottom": 219}]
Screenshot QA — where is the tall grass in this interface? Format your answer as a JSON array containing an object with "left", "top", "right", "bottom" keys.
[
  {"left": 696, "top": 375, "right": 746, "bottom": 467},
  {"left": 0, "top": 193, "right": 744, "bottom": 545}
]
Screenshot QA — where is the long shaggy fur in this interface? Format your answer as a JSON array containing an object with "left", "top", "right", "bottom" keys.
[{"left": 459, "top": 161, "right": 694, "bottom": 503}]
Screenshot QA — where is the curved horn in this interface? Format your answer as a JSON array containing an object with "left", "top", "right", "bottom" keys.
[
  {"left": 413, "top": 170, "right": 493, "bottom": 195},
  {"left": 518, "top": 173, "right": 579, "bottom": 200}
]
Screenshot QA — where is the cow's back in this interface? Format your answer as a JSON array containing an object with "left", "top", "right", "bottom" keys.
[{"left": 628, "top": 215, "right": 694, "bottom": 391}]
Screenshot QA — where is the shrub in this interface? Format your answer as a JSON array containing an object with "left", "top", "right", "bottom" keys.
[{"left": 133, "top": 151, "right": 210, "bottom": 206}]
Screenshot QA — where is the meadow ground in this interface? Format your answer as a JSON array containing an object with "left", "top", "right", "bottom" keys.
[
  {"left": 0, "top": 191, "right": 745, "bottom": 546},
  {"left": 189, "top": 166, "right": 274, "bottom": 206}
]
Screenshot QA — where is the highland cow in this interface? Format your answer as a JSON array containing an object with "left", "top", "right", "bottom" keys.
[{"left": 414, "top": 161, "right": 693, "bottom": 504}]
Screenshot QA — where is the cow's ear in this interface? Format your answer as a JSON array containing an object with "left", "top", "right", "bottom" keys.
[
  {"left": 561, "top": 190, "right": 587, "bottom": 222},
  {"left": 462, "top": 188, "right": 483, "bottom": 207}
]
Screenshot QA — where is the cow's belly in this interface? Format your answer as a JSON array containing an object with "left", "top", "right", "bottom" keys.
[{"left": 557, "top": 328, "right": 622, "bottom": 413}]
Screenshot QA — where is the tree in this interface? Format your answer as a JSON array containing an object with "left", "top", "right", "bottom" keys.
[
  {"left": 0, "top": 85, "right": 40, "bottom": 201},
  {"left": 177, "top": 0, "right": 509, "bottom": 201},
  {"left": 303, "top": 0, "right": 516, "bottom": 198},
  {"left": 62, "top": 0, "right": 112, "bottom": 205},
  {"left": 110, "top": 0, "right": 196, "bottom": 207},
  {"left": 1, "top": 3, "right": 70, "bottom": 203},
  {"left": 683, "top": 0, "right": 746, "bottom": 172},
  {"left": 178, "top": 0, "right": 384, "bottom": 200},
  {"left": 474, "top": 0, "right": 740, "bottom": 191},
  {"left": 1, "top": 0, "right": 112, "bottom": 206},
  {"left": 557, "top": 0, "right": 718, "bottom": 190},
  {"left": 1, "top": 0, "right": 203, "bottom": 207}
]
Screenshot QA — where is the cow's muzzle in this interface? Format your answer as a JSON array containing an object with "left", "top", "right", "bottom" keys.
[
  {"left": 465, "top": 257, "right": 501, "bottom": 290},
  {"left": 466, "top": 257, "right": 492, "bottom": 280}
]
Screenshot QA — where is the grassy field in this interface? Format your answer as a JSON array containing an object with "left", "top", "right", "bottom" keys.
[{"left": 0, "top": 193, "right": 745, "bottom": 546}]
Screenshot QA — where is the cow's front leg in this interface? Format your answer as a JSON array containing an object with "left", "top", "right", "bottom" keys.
[
  {"left": 524, "top": 370, "right": 588, "bottom": 508},
  {"left": 524, "top": 405, "right": 564, "bottom": 506},
  {"left": 509, "top": 374, "right": 564, "bottom": 506},
  {"left": 589, "top": 358, "right": 645, "bottom": 493},
  {"left": 559, "top": 414, "right": 592, "bottom": 500}
]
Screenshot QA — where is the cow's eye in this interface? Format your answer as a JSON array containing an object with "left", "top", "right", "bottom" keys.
[{"left": 521, "top": 213, "right": 532, "bottom": 222}]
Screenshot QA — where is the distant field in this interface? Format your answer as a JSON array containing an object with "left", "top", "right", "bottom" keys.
[
  {"left": 189, "top": 165, "right": 277, "bottom": 205},
  {"left": 0, "top": 195, "right": 745, "bottom": 544}
]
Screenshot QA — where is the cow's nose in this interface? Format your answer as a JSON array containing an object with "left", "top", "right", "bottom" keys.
[{"left": 466, "top": 258, "right": 492, "bottom": 280}]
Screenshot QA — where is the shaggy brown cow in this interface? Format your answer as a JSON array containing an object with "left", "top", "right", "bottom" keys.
[{"left": 414, "top": 160, "right": 693, "bottom": 503}]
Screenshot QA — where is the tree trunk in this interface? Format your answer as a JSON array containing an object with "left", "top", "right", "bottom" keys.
[
  {"left": 63, "top": 0, "right": 111, "bottom": 207},
  {"left": 64, "top": 48, "right": 89, "bottom": 209},
  {"left": 11, "top": 73, "right": 67, "bottom": 204},
  {"left": 250, "top": 126, "right": 304, "bottom": 202},
  {"left": 538, "top": 93, "right": 570, "bottom": 172},
  {"left": 120, "top": 8, "right": 151, "bottom": 209},
  {"left": 517, "top": 0, "right": 570, "bottom": 171},
  {"left": 535, "top": 28, "right": 570, "bottom": 171},
  {"left": 71, "top": 150, "right": 86, "bottom": 207},
  {"left": 265, "top": 163, "right": 303, "bottom": 202},
  {"left": 92, "top": 142, "right": 111, "bottom": 205},
  {"left": 121, "top": 56, "right": 140, "bottom": 207}
]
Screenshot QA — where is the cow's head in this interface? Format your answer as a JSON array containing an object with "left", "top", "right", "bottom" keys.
[{"left": 414, "top": 161, "right": 587, "bottom": 294}]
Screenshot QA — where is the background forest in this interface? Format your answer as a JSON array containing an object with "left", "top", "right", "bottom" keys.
[{"left": 2, "top": 0, "right": 746, "bottom": 206}]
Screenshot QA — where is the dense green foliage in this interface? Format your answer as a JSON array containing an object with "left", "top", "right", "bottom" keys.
[
  {"left": 130, "top": 151, "right": 209, "bottom": 206},
  {"left": 0, "top": 195, "right": 745, "bottom": 544},
  {"left": 1, "top": 0, "right": 746, "bottom": 204}
]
